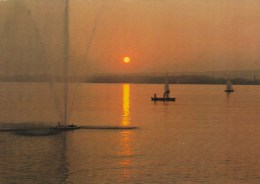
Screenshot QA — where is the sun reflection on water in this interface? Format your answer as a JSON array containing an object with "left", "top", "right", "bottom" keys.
[
  {"left": 119, "top": 84, "right": 133, "bottom": 180},
  {"left": 119, "top": 130, "right": 133, "bottom": 180},
  {"left": 122, "top": 84, "right": 130, "bottom": 126},
  {"left": 119, "top": 130, "right": 132, "bottom": 157}
]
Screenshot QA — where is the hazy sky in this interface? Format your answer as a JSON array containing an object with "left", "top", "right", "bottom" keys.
[{"left": 1, "top": 0, "right": 260, "bottom": 75}]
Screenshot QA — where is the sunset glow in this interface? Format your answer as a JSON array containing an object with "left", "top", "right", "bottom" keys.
[{"left": 123, "top": 57, "right": 130, "bottom": 64}]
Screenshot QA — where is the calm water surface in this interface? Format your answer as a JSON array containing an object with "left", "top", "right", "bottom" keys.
[{"left": 0, "top": 83, "right": 260, "bottom": 183}]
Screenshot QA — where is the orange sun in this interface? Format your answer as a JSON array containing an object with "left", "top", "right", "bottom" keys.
[{"left": 123, "top": 57, "right": 130, "bottom": 64}]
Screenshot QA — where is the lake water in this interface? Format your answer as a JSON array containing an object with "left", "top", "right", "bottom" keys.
[{"left": 0, "top": 83, "right": 260, "bottom": 183}]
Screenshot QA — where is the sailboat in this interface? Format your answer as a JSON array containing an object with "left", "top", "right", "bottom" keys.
[
  {"left": 51, "top": 0, "right": 80, "bottom": 130},
  {"left": 224, "top": 76, "right": 234, "bottom": 93},
  {"left": 151, "top": 74, "right": 176, "bottom": 101}
]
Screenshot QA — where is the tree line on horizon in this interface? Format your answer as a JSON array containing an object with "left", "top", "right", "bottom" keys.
[
  {"left": 0, "top": 74, "right": 259, "bottom": 85},
  {"left": 89, "top": 74, "right": 260, "bottom": 85}
]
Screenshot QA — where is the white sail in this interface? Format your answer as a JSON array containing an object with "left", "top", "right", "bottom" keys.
[
  {"left": 226, "top": 81, "right": 232, "bottom": 91},
  {"left": 164, "top": 74, "right": 170, "bottom": 98},
  {"left": 164, "top": 75, "right": 170, "bottom": 92},
  {"left": 226, "top": 76, "right": 233, "bottom": 91}
]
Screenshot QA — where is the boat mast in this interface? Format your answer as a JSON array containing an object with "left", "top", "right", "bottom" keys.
[
  {"left": 164, "top": 73, "right": 170, "bottom": 98},
  {"left": 64, "top": 0, "right": 69, "bottom": 126}
]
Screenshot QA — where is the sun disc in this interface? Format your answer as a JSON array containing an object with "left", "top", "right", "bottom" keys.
[{"left": 123, "top": 57, "right": 130, "bottom": 63}]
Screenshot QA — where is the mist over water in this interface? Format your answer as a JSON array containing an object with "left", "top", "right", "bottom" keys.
[
  {"left": 0, "top": 0, "right": 91, "bottom": 125},
  {"left": 1, "top": 2, "right": 260, "bottom": 183},
  {"left": 0, "top": 84, "right": 260, "bottom": 183}
]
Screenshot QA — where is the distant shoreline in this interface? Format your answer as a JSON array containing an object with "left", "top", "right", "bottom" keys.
[
  {"left": 88, "top": 74, "right": 260, "bottom": 85},
  {"left": 1, "top": 74, "right": 259, "bottom": 85}
]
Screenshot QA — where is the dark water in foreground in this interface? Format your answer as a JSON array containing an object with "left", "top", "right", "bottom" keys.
[{"left": 0, "top": 83, "right": 260, "bottom": 183}]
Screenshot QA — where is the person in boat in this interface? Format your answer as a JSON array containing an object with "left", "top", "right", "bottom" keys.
[{"left": 154, "top": 93, "right": 157, "bottom": 98}]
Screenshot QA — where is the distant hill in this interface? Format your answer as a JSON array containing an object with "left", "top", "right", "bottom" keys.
[
  {"left": 88, "top": 72, "right": 260, "bottom": 85},
  {"left": 179, "top": 70, "right": 260, "bottom": 80},
  {"left": 1, "top": 69, "right": 260, "bottom": 84}
]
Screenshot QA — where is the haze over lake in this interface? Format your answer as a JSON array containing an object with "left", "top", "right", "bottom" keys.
[
  {"left": 0, "top": 83, "right": 260, "bottom": 183},
  {"left": 1, "top": 0, "right": 260, "bottom": 75},
  {"left": 1, "top": 0, "right": 260, "bottom": 183}
]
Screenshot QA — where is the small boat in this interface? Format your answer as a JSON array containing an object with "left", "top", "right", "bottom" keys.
[
  {"left": 50, "top": 122, "right": 81, "bottom": 131},
  {"left": 224, "top": 76, "right": 234, "bottom": 93},
  {"left": 151, "top": 74, "right": 176, "bottom": 101}
]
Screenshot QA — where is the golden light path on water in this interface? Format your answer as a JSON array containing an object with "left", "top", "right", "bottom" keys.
[
  {"left": 120, "top": 84, "right": 133, "bottom": 180},
  {"left": 119, "top": 130, "right": 133, "bottom": 180},
  {"left": 122, "top": 84, "right": 130, "bottom": 126}
]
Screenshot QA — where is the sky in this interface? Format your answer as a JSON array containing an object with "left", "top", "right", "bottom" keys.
[{"left": 1, "top": 0, "right": 260, "bottom": 75}]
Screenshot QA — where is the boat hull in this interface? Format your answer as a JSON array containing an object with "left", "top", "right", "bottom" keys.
[
  {"left": 151, "top": 97, "right": 175, "bottom": 101},
  {"left": 224, "top": 90, "right": 234, "bottom": 93},
  {"left": 50, "top": 124, "right": 81, "bottom": 131}
]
